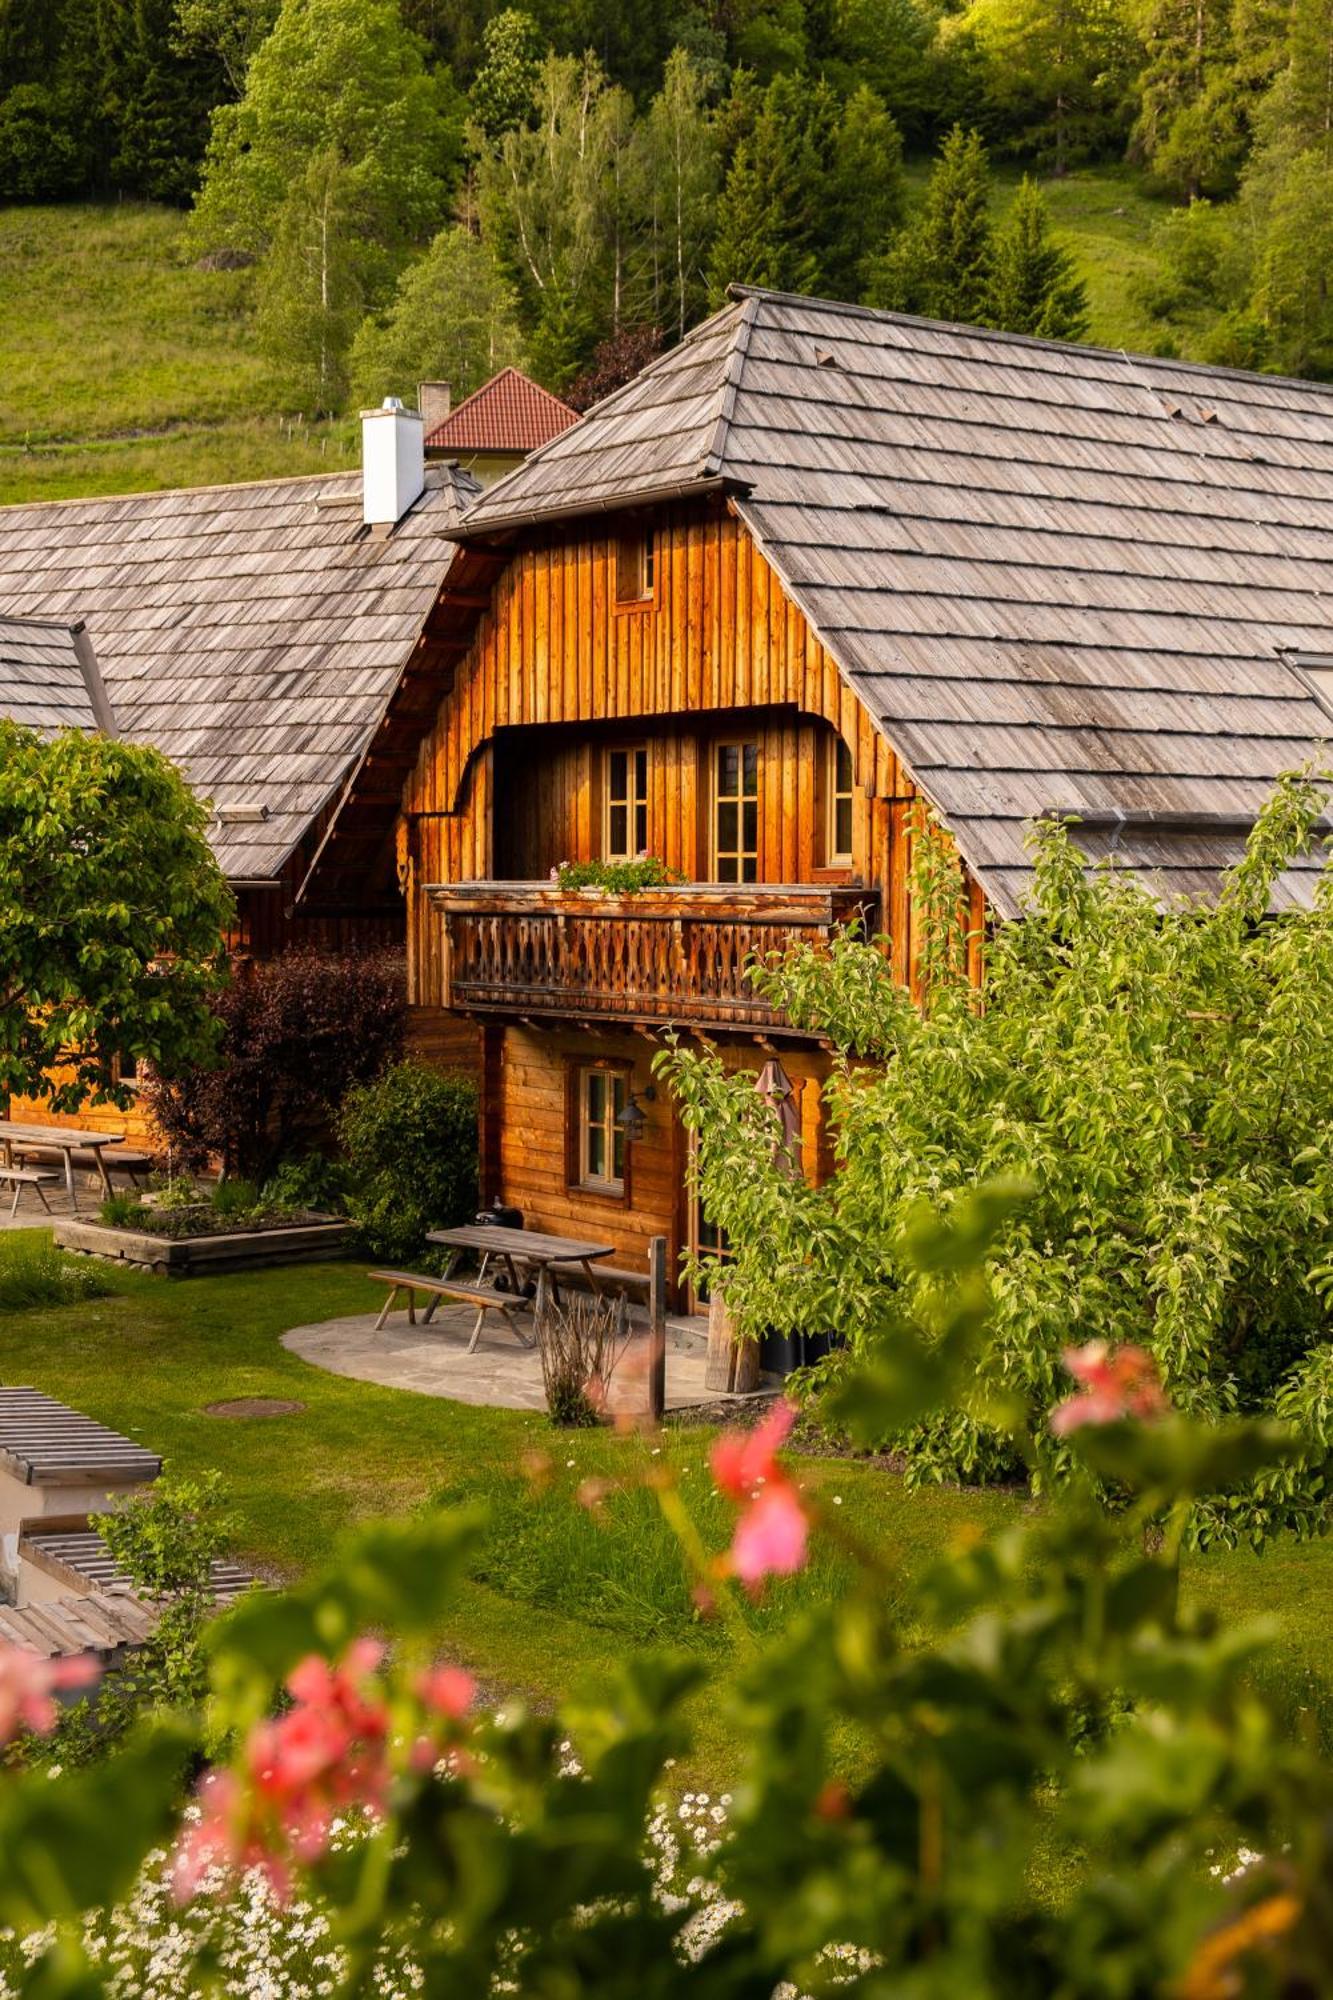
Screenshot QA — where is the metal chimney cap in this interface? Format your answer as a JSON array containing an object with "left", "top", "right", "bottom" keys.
[{"left": 381, "top": 396, "right": 405, "bottom": 411}]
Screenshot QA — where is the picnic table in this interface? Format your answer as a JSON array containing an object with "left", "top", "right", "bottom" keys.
[
  {"left": 0, "top": 1121, "right": 126, "bottom": 1211},
  {"left": 426, "top": 1223, "right": 616, "bottom": 1315}
]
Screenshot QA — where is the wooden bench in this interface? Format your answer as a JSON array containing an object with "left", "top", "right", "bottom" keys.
[
  {"left": 369, "top": 1270, "right": 534, "bottom": 1354},
  {"left": 0, "top": 1166, "right": 59, "bottom": 1217},
  {"left": 584, "top": 1263, "right": 652, "bottom": 1304}
]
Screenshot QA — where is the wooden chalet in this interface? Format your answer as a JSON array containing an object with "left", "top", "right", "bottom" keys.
[{"left": 304, "top": 287, "right": 1333, "bottom": 1313}]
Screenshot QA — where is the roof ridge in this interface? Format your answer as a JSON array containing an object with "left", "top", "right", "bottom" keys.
[
  {"left": 725, "top": 283, "right": 1333, "bottom": 402},
  {"left": 438, "top": 366, "right": 573, "bottom": 423},
  {"left": 699, "top": 294, "right": 759, "bottom": 478},
  {"left": 0, "top": 465, "right": 364, "bottom": 519}
]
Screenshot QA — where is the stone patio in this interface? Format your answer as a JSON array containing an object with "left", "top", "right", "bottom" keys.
[{"left": 283, "top": 1303, "right": 768, "bottom": 1413}]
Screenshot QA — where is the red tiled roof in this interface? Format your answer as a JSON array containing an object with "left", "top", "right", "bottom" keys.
[{"left": 425, "top": 368, "right": 579, "bottom": 454}]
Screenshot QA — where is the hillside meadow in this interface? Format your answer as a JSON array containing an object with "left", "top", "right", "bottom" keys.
[{"left": 0, "top": 168, "right": 1182, "bottom": 510}]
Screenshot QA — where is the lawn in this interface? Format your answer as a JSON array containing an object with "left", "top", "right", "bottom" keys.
[{"left": 0, "top": 1236, "right": 1330, "bottom": 1785}]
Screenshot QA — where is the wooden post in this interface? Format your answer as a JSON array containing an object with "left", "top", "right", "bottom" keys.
[{"left": 648, "top": 1234, "right": 667, "bottom": 1423}]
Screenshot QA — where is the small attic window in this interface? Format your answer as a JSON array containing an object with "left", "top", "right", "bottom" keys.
[{"left": 616, "top": 528, "right": 655, "bottom": 605}]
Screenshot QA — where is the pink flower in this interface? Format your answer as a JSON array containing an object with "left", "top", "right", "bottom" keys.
[
  {"left": 731, "top": 1483, "right": 810, "bottom": 1586},
  {"left": 711, "top": 1399, "right": 795, "bottom": 1499},
  {"left": 417, "top": 1664, "right": 475, "bottom": 1720},
  {"left": 1049, "top": 1341, "right": 1169, "bottom": 1436},
  {"left": 173, "top": 1641, "right": 392, "bottom": 1903},
  {"left": 0, "top": 1641, "right": 98, "bottom": 1742},
  {"left": 711, "top": 1401, "right": 811, "bottom": 1591}
]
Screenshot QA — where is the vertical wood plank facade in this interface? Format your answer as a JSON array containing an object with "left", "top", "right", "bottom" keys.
[{"left": 398, "top": 498, "right": 985, "bottom": 1305}]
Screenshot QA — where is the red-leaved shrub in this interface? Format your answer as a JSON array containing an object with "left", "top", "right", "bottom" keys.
[{"left": 145, "top": 950, "right": 406, "bottom": 1178}]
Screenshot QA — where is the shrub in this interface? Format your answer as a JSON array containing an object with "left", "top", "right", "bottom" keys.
[
  {"left": 259, "top": 1154, "right": 348, "bottom": 1216},
  {"left": 661, "top": 777, "right": 1333, "bottom": 1544},
  {"left": 210, "top": 1178, "right": 261, "bottom": 1223},
  {"left": 146, "top": 949, "right": 405, "bottom": 1181},
  {"left": 535, "top": 1292, "right": 631, "bottom": 1427},
  {"left": 0, "top": 1234, "right": 112, "bottom": 1311},
  {"left": 337, "top": 1061, "right": 478, "bottom": 1261}
]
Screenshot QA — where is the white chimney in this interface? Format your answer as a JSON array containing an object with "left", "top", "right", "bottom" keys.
[
  {"left": 362, "top": 397, "right": 425, "bottom": 530},
  {"left": 418, "top": 381, "right": 451, "bottom": 434}
]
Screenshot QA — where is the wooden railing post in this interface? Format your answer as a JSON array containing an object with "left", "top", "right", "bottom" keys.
[{"left": 648, "top": 1234, "right": 667, "bottom": 1423}]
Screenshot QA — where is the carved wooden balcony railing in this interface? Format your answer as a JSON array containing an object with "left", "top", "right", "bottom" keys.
[{"left": 426, "top": 881, "right": 877, "bottom": 1033}]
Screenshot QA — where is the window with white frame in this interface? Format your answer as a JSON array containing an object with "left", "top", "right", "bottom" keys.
[
  {"left": 827, "top": 734, "right": 854, "bottom": 865},
  {"left": 712, "top": 741, "right": 759, "bottom": 883},
  {"left": 576, "top": 1066, "right": 627, "bottom": 1192},
  {"left": 604, "top": 746, "right": 648, "bottom": 860}
]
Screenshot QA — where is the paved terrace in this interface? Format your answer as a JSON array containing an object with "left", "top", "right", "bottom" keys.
[{"left": 284, "top": 1305, "right": 768, "bottom": 1414}]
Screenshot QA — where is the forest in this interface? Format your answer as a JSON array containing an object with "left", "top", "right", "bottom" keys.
[{"left": 2, "top": 0, "right": 1333, "bottom": 416}]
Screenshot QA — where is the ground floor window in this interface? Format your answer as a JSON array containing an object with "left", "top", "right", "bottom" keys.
[{"left": 573, "top": 1064, "right": 628, "bottom": 1194}]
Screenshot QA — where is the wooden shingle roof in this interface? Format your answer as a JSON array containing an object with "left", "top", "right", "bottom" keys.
[
  {"left": 0, "top": 465, "right": 476, "bottom": 881},
  {"left": 465, "top": 289, "right": 1333, "bottom": 912},
  {"left": 0, "top": 614, "right": 114, "bottom": 737}
]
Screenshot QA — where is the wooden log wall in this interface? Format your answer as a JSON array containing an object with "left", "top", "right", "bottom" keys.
[
  {"left": 400, "top": 500, "right": 986, "bottom": 1005},
  {"left": 494, "top": 1023, "right": 835, "bottom": 1300}
]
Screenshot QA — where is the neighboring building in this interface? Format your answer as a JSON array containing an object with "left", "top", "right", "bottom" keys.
[
  {"left": 0, "top": 407, "right": 476, "bottom": 957},
  {"left": 422, "top": 368, "right": 578, "bottom": 487},
  {"left": 0, "top": 402, "right": 476, "bottom": 1140},
  {"left": 306, "top": 287, "right": 1333, "bottom": 1314},
  {"left": 0, "top": 614, "right": 114, "bottom": 736}
]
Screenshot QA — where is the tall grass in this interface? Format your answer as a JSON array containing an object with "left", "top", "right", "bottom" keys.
[{"left": 0, "top": 1234, "right": 113, "bottom": 1312}]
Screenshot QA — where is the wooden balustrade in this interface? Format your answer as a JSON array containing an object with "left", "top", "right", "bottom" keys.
[{"left": 425, "top": 882, "right": 877, "bottom": 1033}]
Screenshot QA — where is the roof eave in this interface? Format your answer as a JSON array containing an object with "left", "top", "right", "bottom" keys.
[{"left": 455, "top": 472, "right": 744, "bottom": 544}]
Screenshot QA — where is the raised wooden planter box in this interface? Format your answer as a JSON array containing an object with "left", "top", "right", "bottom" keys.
[{"left": 52, "top": 1215, "right": 353, "bottom": 1276}]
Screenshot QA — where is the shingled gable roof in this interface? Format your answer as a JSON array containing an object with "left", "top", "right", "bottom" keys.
[
  {"left": 424, "top": 368, "right": 578, "bottom": 454},
  {"left": 461, "top": 287, "right": 1333, "bottom": 914},
  {"left": 0, "top": 614, "right": 114, "bottom": 736},
  {"left": 0, "top": 464, "right": 475, "bottom": 882}
]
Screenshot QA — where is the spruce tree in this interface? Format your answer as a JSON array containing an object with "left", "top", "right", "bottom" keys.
[
  {"left": 866, "top": 124, "right": 993, "bottom": 324},
  {"left": 986, "top": 176, "right": 1089, "bottom": 339},
  {"left": 707, "top": 73, "right": 903, "bottom": 305}
]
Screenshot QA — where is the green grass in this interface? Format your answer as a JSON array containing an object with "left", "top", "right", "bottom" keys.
[
  {"left": 0, "top": 1235, "right": 1331, "bottom": 1787},
  {"left": 0, "top": 203, "right": 358, "bottom": 504},
  {"left": 903, "top": 158, "right": 1180, "bottom": 357}
]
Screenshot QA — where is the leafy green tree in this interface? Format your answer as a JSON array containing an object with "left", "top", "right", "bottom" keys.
[
  {"left": 1130, "top": 0, "right": 1248, "bottom": 196},
  {"left": 820, "top": 0, "right": 937, "bottom": 144},
  {"left": 866, "top": 122, "right": 993, "bottom": 322},
  {"left": 0, "top": 724, "right": 232, "bottom": 1115},
  {"left": 476, "top": 50, "right": 626, "bottom": 383},
  {"left": 350, "top": 224, "right": 527, "bottom": 408},
  {"left": 0, "top": 83, "right": 87, "bottom": 198},
  {"left": 254, "top": 148, "right": 369, "bottom": 411},
  {"left": 467, "top": 6, "right": 542, "bottom": 138},
  {"left": 661, "top": 775, "right": 1333, "bottom": 1533},
  {"left": 986, "top": 174, "right": 1090, "bottom": 336},
  {"left": 191, "top": 0, "right": 458, "bottom": 264},
  {"left": 169, "top": 0, "right": 279, "bottom": 97},
  {"left": 633, "top": 47, "right": 719, "bottom": 337},
  {"left": 192, "top": 0, "right": 459, "bottom": 405},
  {"left": 953, "top": 0, "right": 1140, "bottom": 172},
  {"left": 1245, "top": 141, "right": 1333, "bottom": 374}
]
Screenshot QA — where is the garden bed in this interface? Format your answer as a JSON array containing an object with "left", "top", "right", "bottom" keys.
[{"left": 52, "top": 1213, "right": 353, "bottom": 1275}]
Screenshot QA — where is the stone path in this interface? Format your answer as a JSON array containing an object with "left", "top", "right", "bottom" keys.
[{"left": 282, "top": 1305, "right": 767, "bottom": 1414}]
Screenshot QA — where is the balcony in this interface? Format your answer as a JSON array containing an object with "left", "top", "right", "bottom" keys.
[{"left": 426, "top": 881, "right": 877, "bottom": 1034}]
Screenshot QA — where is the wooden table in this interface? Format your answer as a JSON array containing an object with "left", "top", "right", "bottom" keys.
[
  {"left": 426, "top": 1224, "right": 616, "bottom": 1314},
  {"left": 0, "top": 1122, "right": 126, "bottom": 1212}
]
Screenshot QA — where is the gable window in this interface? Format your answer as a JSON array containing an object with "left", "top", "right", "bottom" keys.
[
  {"left": 604, "top": 746, "right": 648, "bottom": 860},
  {"left": 712, "top": 741, "right": 759, "bottom": 884},
  {"left": 827, "top": 735, "right": 855, "bottom": 865},
  {"left": 616, "top": 530, "right": 655, "bottom": 605},
  {"left": 574, "top": 1065, "right": 627, "bottom": 1194}
]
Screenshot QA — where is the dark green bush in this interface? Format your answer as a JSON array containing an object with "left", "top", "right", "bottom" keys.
[
  {"left": 337, "top": 1061, "right": 479, "bottom": 1261},
  {"left": 259, "top": 1154, "right": 348, "bottom": 1216}
]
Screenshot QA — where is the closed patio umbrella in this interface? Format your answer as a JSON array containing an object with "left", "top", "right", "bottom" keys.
[{"left": 755, "top": 1058, "right": 801, "bottom": 1175}]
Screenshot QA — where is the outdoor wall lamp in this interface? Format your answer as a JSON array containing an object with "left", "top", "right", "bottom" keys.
[{"left": 616, "top": 1083, "right": 657, "bottom": 1143}]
